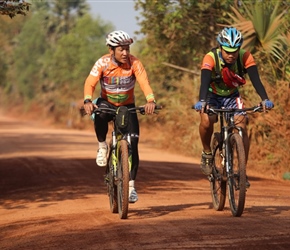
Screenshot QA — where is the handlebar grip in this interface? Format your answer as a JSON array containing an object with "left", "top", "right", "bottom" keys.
[
  {"left": 205, "top": 108, "right": 216, "bottom": 115},
  {"left": 80, "top": 106, "right": 87, "bottom": 117}
]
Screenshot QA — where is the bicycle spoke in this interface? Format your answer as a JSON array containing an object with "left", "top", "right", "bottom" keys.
[
  {"left": 228, "top": 134, "right": 246, "bottom": 217},
  {"left": 107, "top": 149, "right": 118, "bottom": 214},
  {"left": 210, "top": 133, "right": 226, "bottom": 211}
]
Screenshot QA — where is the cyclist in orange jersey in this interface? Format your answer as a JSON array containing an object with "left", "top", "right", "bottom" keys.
[
  {"left": 83, "top": 30, "right": 156, "bottom": 203},
  {"left": 193, "top": 27, "right": 274, "bottom": 187}
]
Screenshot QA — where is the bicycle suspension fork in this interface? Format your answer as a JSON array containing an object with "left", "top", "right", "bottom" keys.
[
  {"left": 111, "top": 131, "right": 118, "bottom": 177},
  {"left": 126, "top": 134, "right": 133, "bottom": 172},
  {"left": 112, "top": 131, "right": 133, "bottom": 174},
  {"left": 222, "top": 127, "right": 231, "bottom": 176}
]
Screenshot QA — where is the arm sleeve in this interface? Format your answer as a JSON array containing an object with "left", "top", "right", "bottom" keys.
[
  {"left": 246, "top": 65, "right": 269, "bottom": 100},
  {"left": 83, "top": 59, "right": 103, "bottom": 100},
  {"left": 199, "top": 69, "right": 212, "bottom": 100},
  {"left": 133, "top": 60, "right": 155, "bottom": 102},
  {"left": 199, "top": 53, "right": 215, "bottom": 100},
  {"left": 84, "top": 75, "right": 99, "bottom": 100}
]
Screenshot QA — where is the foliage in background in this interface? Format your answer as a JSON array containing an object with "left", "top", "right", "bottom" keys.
[
  {"left": 45, "top": 14, "right": 111, "bottom": 101},
  {"left": 0, "top": 14, "right": 27, "bottom": 97},
  {"left": 12, "top": 12, "right": 48, "bottom": 100},
  {"left": 0, "top": 1, "right": 113, "bottom": 123},
  {"left": 227, "top": 1, "right": 289, "bottom": 82},
  {"left": 134, "top": 0, "right": 237, "bottom": 104},
  {"left": 0, "top": 0, "right": 30, "bottom": 18}
]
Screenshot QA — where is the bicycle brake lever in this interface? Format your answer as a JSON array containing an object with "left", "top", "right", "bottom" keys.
[
  {"left": 206, "top": 108, "right": 215, "bottom": 115},
  {"left": 139, "top": 108, "right": 145, "bottom": 115},
  {"left": 254, "top": 106, "right": 263, "bottom": 112}
]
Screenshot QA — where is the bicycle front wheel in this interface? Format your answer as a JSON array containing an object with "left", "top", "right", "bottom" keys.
[
  {"left": 227, "top": 133, "right": 246, "bottom": 217},
  {"left": 117, "top": 139, "right": 130, "bottom": 219},
  {"left": 107, "top": 146, "right": 118, "bottom": 213},
  {"left": 210, "top": 132, "right": 226, "bottom": 211}
]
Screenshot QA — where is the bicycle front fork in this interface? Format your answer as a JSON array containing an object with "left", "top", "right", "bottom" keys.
[{"left": 111, "top": 131, "right": 132, "bottom": 175}]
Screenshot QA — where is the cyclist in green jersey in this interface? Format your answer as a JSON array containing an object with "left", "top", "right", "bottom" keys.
[{"left": 194, "top": 27, "right": 274, "bottom": 187}]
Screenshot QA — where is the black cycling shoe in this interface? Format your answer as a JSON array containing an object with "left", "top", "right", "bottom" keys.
[{"left": 200, "top": 152, "right": 213, "bottom": 175}]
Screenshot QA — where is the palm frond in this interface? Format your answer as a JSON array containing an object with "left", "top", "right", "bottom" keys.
[{"left": 226, "top": 1, "right": 289, "bottom": 81}]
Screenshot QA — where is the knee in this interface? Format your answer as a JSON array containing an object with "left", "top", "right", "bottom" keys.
[{"left": 200, "top": 117, "right": 213, "bottom": 130}]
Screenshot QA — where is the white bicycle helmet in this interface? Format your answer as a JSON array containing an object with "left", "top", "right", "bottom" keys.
[
  {"left": 217, "top": 27, "right": 243, "bottom": 52},
  {"left": 106, "top": 30, "right": 133, "bottom": 47}
]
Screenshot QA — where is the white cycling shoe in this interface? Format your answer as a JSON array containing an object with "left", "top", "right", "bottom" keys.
[
  {"left": 129, "top": 188, "right": 138, "bottom": 203},
  {"left": 96, "top": 147, "right": 108, "bottom": 167}
]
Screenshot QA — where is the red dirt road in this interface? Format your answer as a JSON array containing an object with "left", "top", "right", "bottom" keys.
[{"left": 1, "top": 115, "right": 290, "bottom": 250}]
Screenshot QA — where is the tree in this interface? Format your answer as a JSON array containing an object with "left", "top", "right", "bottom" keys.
[
  {"left": 11, "top": 11, "right": 48, "bottom": 100},
  {"left": 134, "top": 0, "right": 235, "bottom": 104},
  {"left": 0, "top": 0, "right": 31, "bottom": 18},
  {"left": 0, "top": 15, "right": 27, "bottom": 94},
  {"left": 47, "top": 14, "right": 113, "bottom": 101},
  {"left": 135, "top": 0, "right": 235, "bottom": 67},
  {"left": 50, "top": 0, "right": 89, "bottom": 35}
]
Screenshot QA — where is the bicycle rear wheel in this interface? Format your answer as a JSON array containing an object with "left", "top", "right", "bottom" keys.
[
  {"left": 106, "top": 147, "right": 118, "bottom": 213},
  {"left": 117, "top": 139, "right": 130, "bottom": 219},
  {"left": 227, "top": 133, "right": 246, "bottom": 217},
  {"left": 210, "top": 132, "right": 226, "bottom": 211}
]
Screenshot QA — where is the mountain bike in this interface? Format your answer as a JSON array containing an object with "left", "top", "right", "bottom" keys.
[
  {"left": 206, "top": 105, "right": 263, "bottom": 217},
  {"left": 92, "top": 105, "right": 162, "bottom": 219}
]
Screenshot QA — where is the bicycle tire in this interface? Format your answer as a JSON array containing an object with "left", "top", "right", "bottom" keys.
[
  {"left": 227, "top": 133, "right": 247, "bottom": 217},
  {"left": 210, "top": 132, "right": 226, "bottom": 211},
  {"left": 107, "top": 147, "right": 118, "bottom": 213},
  {"left": 117, "top": 139, "right": 130, "bottom": 219}
]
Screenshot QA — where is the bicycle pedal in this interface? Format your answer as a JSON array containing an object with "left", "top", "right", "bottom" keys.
[{"left": 208, "top": 174, "right": 214, "bottom": 182}]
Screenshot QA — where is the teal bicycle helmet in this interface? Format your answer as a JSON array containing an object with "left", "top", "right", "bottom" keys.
[{"left": 217, "top": 27, "right": 243, "bottom": 52}]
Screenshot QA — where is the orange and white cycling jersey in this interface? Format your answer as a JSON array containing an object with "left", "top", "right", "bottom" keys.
[
  {"left": 201, "top": 48, "right": 256, "bottom": 96},
  {"left": 84, "top": 54, "right": 155, "bottom": 106}
]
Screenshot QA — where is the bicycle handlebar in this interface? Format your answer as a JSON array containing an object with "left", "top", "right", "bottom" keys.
[
  {"left": 92, "top": 105, "right": 162, "bottom": 115},
  {"left": 80, "top": 105, "right": 162, "bottom": 117},
  {"left": 205, "top": 105, "right": 263, "bottom": 115}
]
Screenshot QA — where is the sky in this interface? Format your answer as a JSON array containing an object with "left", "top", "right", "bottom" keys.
[{"left": 87, "top": 0, "right": 141, "bottom": 39}]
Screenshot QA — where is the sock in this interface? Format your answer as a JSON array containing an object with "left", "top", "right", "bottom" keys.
[
  {"left": 129, "top": 180, "right": 135, "bottom": 192},
  {"left": 99, "top": 141, "right": 107, "bottom": 149},
  {"left": 129, "top": 180, "right": 135, "bottom": 187}
]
